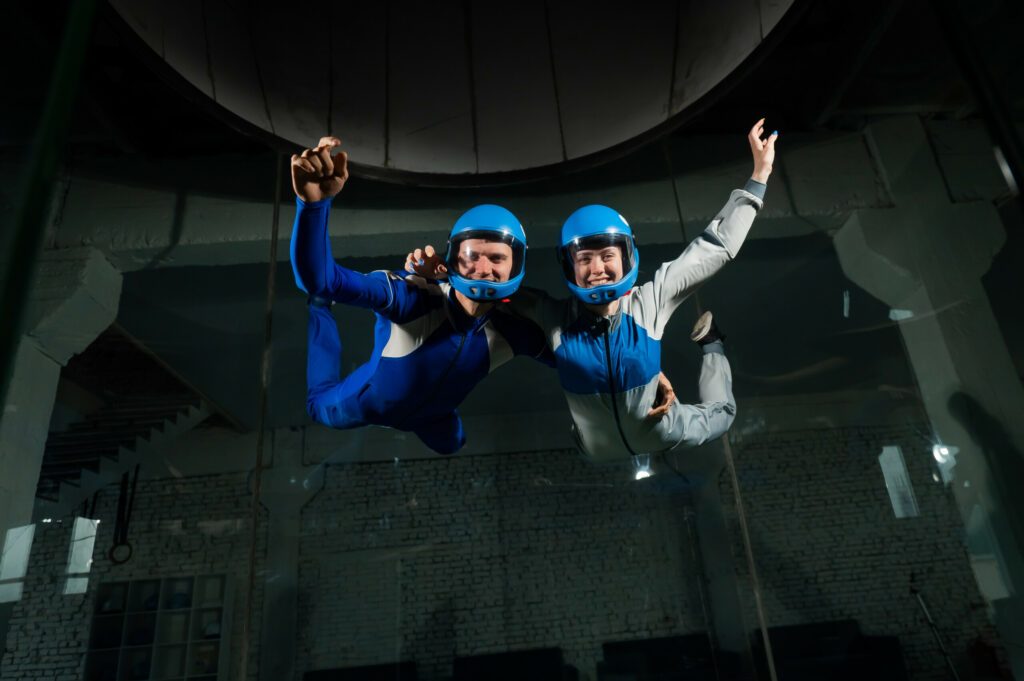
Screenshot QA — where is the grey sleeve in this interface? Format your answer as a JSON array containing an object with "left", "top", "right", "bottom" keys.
[{"left": 644, "top": 186, "right": 764, "bottom": 337}]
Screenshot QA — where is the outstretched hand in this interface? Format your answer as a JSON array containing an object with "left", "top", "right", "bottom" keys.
[
  {"left": 647, "top": 371, "right": 677, "bottom": 420},
  {"left": 292, "top": 136, "right": 349, "bottom": 203},
  {"left": 748, "top": 118, "right": 777, "bottom": 184},
  {"left": 404, "top": 244, "right": 448, "bottom": 279}
]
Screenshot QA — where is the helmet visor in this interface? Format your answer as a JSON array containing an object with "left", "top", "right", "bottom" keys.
[
  {"left": 446, "top": 230, "right": 525, "bottom": 284},
  {"left": 559, "top": 233, "right": 637, "bottom": 287}
]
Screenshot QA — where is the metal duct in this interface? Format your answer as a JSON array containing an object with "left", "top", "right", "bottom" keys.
[{"left": 110, "top": 0, "right": 794, "bottom": 184}]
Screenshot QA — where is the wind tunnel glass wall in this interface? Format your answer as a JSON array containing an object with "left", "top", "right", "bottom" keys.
[
  {"left": 4, "top": 74, "right": 1024, "bottom": 681},
  {"left": 7, "top": 123, "right": 1024, "bottom": 681}
]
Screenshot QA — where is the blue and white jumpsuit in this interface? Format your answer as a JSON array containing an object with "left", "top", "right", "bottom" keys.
[
  {"left": 508, "top": 181, "right": 765, "bottom": 463},
  {"left": 290, "top": 197, "right": 554, "bottom": 454}
]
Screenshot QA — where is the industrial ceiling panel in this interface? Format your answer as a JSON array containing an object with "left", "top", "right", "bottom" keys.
[
  {"left": 109, "top": 0, "right": 794, "bottom": 183},
  {"left": 671, "top": 0, "right": 764, "bottom": 116},
  {"left": 328, "top": 1, "right": 388, "bottom": 167},
  {"left": 109, "top": 0, "right": 165, "bottom": 58},
  {"left": 548, "top": 0, "right": 677, "bottom": 160},
  {"left": 203, "top": 1, "right": 273, "bottom": 133},
  {"left": 760, "top": 0, "right": 792, "bottom": 36},
  {"left": 387, "top": 0, "right": 476, "bottom": 174},
  {"left": 251, "top": 1, "right": 331, "bottom": 148},
  {"left": 470, "top": 0, "right": 564, "bottom": 173},
  {"left": 160, "top": 0, "right": 213, "bottom": 99}
]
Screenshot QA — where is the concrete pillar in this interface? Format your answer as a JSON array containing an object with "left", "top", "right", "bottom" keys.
[
  {"left": 834, "top": 115, "right": 1024, "bottom": 675},
  {"left": 0, "top": 248, "right": 121, "bottom": 670},
  {"left": 693, "top": 479, "right": 756, "bottom": 668},
  {"left": 254, "top": 428, "right": 325, "bottom": 681},
  {"left": 683, "top": 444, "right": 758, "bottom": 678}
]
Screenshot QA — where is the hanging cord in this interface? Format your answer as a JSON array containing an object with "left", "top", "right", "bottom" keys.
[
  {"left": 108, "top": 465, "right": 139, "bottom": 564},
  {"left": 239, "top": 153, "right": 284, "bottom": 681},
  {"left": 684, "top": 506, "right": 722, "bottom": 679},
  {"left": 910, "top": 578, "right": 963, "bottom": 681},
  {"left": 663, "top": 142, "right": 778, "bottom": 681}
]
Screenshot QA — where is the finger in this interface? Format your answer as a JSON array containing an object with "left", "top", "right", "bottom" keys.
[
  {"left": 333, "top": 150, "right": 349, "bottom": 182},
  {"left": 294, "top": 158, "right": 316, "bottom": 175},
  {"left": 303, "top": 150, "right": 324, "bottom": 174},
  {"left": 413, "top": 248, "right": 423, "bottom": 264},
  {"left": 317, "top": 135, "right": 342, "bottom": 149},
  {"left": 315, "top": 146, "right": 334, "bottom": 176},
  {"left": 425, "top": 245, "right": 436, "bottom": 258}
]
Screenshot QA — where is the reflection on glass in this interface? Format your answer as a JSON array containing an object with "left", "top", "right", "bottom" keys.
[
  {"left": 0, "top": 524, "right": 35, "bottom": 603},
  {"left": 878, "top": 445, "right": 920, "bottom": 518},
  {"left": 63, "top": 517, "right": 99, "bottom": 595}
]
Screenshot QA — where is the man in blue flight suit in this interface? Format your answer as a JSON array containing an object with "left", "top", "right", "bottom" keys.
[{"left": 290, "top": 136, "right": 561, "bottom": 454}]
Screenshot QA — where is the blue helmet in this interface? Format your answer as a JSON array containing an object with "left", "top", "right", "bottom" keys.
[
  {"left": 557, "top": 205, "right": 639, "bottom": 303},
  {"left": 445, "top": 205, "right": 527, "bottom": 301}
]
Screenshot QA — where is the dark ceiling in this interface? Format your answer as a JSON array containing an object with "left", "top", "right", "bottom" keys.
[{"left": 3, "top": 0, "right": 1023, "bottom": 197}]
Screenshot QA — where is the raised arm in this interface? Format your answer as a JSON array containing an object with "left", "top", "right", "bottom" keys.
[
  {"left": 289, "top": 137, "right": 400, "bottom": 312},
  {"left": 648, "top": 119, "right": 777, "bottom": 329}
]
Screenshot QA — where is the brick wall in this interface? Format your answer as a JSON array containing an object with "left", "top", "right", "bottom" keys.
[
  {"left": 295, "top": 448, "right": 705, "bottom": 679},
  {"left": 4, "top": 422, "right": 1007, "bottom": 681},
  {"left": 720, "top": 423, "right": 1003, "bottom": 679},
  {"left": 2, "top": 473, "right": 267, "bottom": 681}
]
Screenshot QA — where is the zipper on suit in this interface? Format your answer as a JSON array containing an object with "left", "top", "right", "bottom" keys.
[{"left": 599, "top": 319, "right": 639, "bottom": 457}]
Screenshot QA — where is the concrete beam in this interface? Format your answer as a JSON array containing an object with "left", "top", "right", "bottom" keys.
[
  {"left": 24, "top": 248, "right": 122, "bottom": 365},
  {"left": 47, "top": 131, "right": 921, "bottom": 271},
  {"left": 2, "top": 246, "right": 121, "bottom": 535},
  {"left": 834, "top": 115, "right": 1024, "bottom": 675}
]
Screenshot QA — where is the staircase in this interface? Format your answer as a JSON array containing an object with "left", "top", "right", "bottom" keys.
[{"left": 35, "top": 393, "right": 212, "bottom": 519}]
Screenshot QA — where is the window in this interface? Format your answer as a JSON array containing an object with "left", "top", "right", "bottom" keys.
[
  {"left": 0, "top": 524, "right": 36, "bottom": 603},
  {"left": 64, "top": 517, "right": 99, "bottom": 595},
  {"left": 878, "top": 445, "right": 919, "bottom": 519}
]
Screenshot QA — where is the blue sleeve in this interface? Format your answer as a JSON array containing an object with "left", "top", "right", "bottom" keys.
[{"left": 290, "top": 197, "right": 423, "bottom": 317}]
